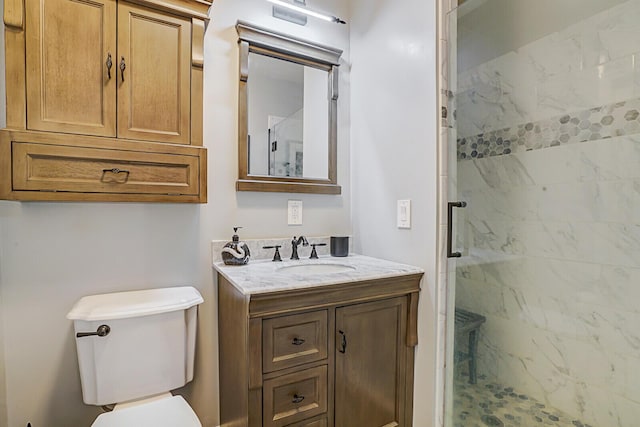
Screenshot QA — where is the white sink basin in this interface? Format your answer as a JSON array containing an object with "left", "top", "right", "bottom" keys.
[{"left": 277, "top": 263, "right": 356, "bottom": 275}]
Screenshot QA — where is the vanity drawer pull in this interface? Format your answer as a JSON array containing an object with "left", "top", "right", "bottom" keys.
[
  {"left": 292, "top": 337, "right": 305, "bottom": 346},
  {"left": 292, "top": 394, "right": 305, "bottom": 404}
]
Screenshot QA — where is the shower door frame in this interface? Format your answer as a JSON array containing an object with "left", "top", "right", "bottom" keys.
[{"left": 435, "top": 0, "right": 465, "bottom": 426}]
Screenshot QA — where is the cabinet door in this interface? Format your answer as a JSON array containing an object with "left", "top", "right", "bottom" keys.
[
  {"left": 335, "top": 297, "right": 407, "bottom": 427},
  {"left": 117, "top": 2, "right": 191, "bottom": 144},
  {"left": 25, "top": 0, "right": 117, "bottom": 136}
]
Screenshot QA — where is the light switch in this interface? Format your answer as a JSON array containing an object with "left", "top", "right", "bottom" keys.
[
  {"left": 288, "top": 200, "right": 303, "bottom": 225},
  {"left": 397, "top": 200, "right": 411, "bottom": 229}
]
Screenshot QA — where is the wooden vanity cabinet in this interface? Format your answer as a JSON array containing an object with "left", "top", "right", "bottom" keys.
[
  {"left": 1, "top": 0, "right": 209, "bottom": 202},
  {"left": 218, "top": 273, "right": 422, "bottom": 427}
]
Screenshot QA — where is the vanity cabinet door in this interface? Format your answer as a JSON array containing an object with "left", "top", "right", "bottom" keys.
[
  {"left": 335, "top": 297, "right": 408, "bottom": 427},
  {"left": 25, "top": 0, "right": 117, "bottom": 136}
]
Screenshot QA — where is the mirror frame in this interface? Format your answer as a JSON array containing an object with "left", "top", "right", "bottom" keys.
[{"left": 236, "top": 21, "right": 343, "bottom": 194}]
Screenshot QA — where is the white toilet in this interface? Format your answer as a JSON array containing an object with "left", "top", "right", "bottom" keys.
[{"left": 67, "top": 286, "right": 204, "bottom": 427}]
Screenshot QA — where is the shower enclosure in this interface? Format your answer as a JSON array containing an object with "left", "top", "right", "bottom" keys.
[
  {"left": 268, "top": 109, "right": 304, "bottom": 177},
  {"left": 443, "top": 1, "right": 640, "bottom": 426}
]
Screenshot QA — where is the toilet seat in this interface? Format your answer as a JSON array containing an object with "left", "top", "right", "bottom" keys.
[{"left": 91, "top": 395, "right": 201, "bottom": 427}]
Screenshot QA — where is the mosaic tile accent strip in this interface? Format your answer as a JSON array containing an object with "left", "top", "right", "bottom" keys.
[
  {"left": 453, "top": 373, "right": 593, "bottom": 427},
  {"left": 457, "top": 97, "right": 640, "bottom": 161}
]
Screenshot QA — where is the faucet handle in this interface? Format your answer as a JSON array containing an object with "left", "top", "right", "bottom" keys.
[
  {"left": 309, "top": 243, "right": 327, "bottom": 259},
  {"left": 263, "top": 245, "right": 282, "bottom": 262}
]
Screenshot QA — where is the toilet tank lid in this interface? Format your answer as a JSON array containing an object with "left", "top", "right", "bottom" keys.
[{"left": 67, "top": 286, "right": 204, "bottom": 321}]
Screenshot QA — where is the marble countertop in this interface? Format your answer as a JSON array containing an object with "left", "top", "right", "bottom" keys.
[{"left": 214, "top": 254, "right": 424, "bottom": 296}]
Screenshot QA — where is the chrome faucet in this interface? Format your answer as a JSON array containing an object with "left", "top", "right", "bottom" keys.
[{"left": 290, "top": 236, "right": 309, "bottom": 260}]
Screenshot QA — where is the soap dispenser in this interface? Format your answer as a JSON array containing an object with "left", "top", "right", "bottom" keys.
[{"left": 222, "top": 227, "right": 251, "bottom": 265}]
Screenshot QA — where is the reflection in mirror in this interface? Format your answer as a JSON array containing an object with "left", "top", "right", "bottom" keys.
[
  {"left": 247, "top": 53, "right": 329, "bottom": 179},
  {"left": 236, "top": 21, "right": 342, "bottom": 194}
]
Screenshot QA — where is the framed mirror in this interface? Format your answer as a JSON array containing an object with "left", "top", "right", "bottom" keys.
[{"left": 236, "top": 21, "right": 343, "bottom": 194}]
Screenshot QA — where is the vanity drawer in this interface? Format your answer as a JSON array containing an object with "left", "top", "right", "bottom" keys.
[
  {"left": 263, "top": 365, "right": 327, "bottom": 427},
  {"left": 263, "top": 310, "right": 328, "bottom": 373}
]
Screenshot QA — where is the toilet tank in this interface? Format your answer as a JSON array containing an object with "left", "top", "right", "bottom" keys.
[{"left": 67, "top": 287, "right": 204, "bottom": 406}]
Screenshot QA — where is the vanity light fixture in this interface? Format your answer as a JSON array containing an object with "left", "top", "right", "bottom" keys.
[{"left": 267, "top": 0, "right": 346, "bottom": 25}]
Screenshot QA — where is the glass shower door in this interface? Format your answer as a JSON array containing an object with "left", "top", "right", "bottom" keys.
[
  {"left": 444, "top": 1, "right": 640, "bottom": 426},
  {"left": 268, "top": 109, "right": 304, "bottom": 178}
]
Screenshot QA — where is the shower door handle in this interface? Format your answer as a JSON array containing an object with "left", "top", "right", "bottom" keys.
[{"left": 447, "top": 201, "right": 467, "bottom": 258}]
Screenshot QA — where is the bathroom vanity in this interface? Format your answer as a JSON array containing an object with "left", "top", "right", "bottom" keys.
[{"left": 215, "top": 255, "right": 423, "bottom": 427}]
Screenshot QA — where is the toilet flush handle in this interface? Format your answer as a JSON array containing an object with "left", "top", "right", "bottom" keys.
[{"left": 76, "top": 324, "right": 111, "bottom": 338}]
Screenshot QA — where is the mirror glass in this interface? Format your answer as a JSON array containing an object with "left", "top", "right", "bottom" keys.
[{"left": 247, "top": 52, "right": 329, "bottom": 180}]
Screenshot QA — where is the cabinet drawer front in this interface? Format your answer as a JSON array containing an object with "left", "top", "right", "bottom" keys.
[
  {"left": 263, "top": 365, "right": 327, "bottom": 427},
  {"left": 12, "top": 142, "right": 199, "bottom": 195},
  {"left": 263, "top": 311, "right": 328, "bottom": 373}
]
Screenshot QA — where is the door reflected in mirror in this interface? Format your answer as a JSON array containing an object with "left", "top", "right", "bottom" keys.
[{"left": 247, "top": 53, "right": 329, "bottom": 180}]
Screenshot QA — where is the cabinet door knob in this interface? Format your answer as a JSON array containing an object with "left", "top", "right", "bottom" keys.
[
  {"left": 106, "top": 53, "right": 113, "bottom": 79},
  {"left": 120, "top": 56, "right": 126, "bottom": 82},
  {"left": 338, "top": 330, "right": 347, "bottom": 353},
  {"left": 292, "top": 337, "right": 305, "bottom": 346},
  {"left": 292, "top": 394, "right": 305, "bottom": 404}
]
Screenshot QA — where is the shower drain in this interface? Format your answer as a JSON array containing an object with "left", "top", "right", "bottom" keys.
[{"left": 481, "top": 415, "right": 505, "bottom": 427}]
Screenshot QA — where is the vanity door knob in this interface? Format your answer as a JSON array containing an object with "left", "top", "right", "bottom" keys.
[
  {"left": 338, "top": 330, "right": 347, "bottom": 353},
  {"left": 292, "top": 394, "right": 305, "bottom": 404},
  {"left": 292, "top": 337, "right": 305, "bottom": 346}
]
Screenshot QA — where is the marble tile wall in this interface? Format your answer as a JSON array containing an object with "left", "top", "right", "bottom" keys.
[
  {"left": 456, "top": 136, "right": 640, "bottom": 427},
  {"left": 455, "top": 0, "right": 640, "bottom": 140},
  {"left": 453, "top": 1, "right": 640, "bottom": 426}
]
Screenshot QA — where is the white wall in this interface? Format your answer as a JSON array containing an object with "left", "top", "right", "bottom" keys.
[
  {"left": 0, "top": 1, "right": 9, "bottom": 423},
  {"left": 349, "top": 0, "right": 438, "bottom": 425},
  {"left": 303, "top": 66, "right": 329, "bottom": 179},
  {"left": 0, "top": 240, "right": 6, "bottom": 427},
  {"left": 247, "top": 55, "right": 302, "bottom": 176},
  {"left": 0, "top": 0, "right": 351, "bottom": 426}
]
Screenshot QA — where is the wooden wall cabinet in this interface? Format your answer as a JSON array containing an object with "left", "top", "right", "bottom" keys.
[
  {"left": 1, "top": 0, "right": 209, "bottom": 202},
  {"left": 218, "top": 273, "right": 422, "bottom": 427}
]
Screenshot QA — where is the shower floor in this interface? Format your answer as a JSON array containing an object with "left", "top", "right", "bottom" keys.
[{"left": 452, "top": 373, "right": 592, "bottom": 427}]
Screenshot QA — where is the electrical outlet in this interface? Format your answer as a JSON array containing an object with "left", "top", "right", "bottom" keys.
[
  {"left": 397, "top": 200, "right": 411, "bottom": 229},
  {"left": 288, "top": 200, "right": 303, "bottom": 225}
]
